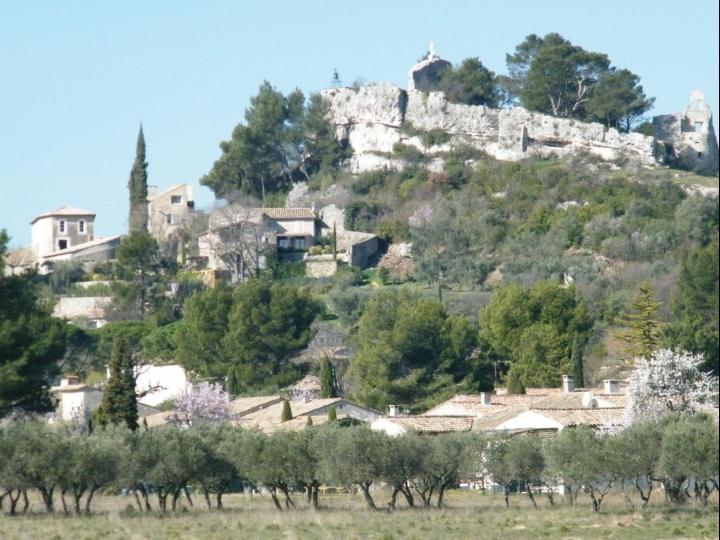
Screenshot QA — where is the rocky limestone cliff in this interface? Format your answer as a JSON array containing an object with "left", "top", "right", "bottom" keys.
[{"left": 320, "top": 56, "right": 719, "bottom": 175}]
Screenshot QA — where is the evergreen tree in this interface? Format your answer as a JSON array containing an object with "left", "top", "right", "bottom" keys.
[
  {"left": 96, "top": 335, "right": 138, "bottom": 430},
  {"left": 0, "top": 231, "right": 67, "bottom": 417},
  {"left": 128, "top": 125, "right": 149, "bottom": 233},
  {"left": 571, "top": 333, "right": 585, "bottom": 387},
  {"left": 614, "top": 283, "right": 662, "bottom": 361},
  {"left": 506, "top": 369, "right": 526, "bottom": 395},
  {"left": 327, "top": 405, "right": 337, "bottom": 422},
  {"left": 319, "top": 358, "right": 337, "bottom": 398},
  {"left": 281, "top": 400, "right": 293, "bottom": 422}
]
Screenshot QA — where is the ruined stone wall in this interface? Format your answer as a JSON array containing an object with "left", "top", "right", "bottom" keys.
[{"left": 321, "top": 67, "right": 718, "bottom": 175}]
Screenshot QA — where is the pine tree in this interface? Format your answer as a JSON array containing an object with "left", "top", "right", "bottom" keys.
[
  {"left": 614, "top": 282, "right": 662, "bottom": 361},
  {"left": 128, "top": 125, "right": 149, "bottom": 233},
  {"left": 96, "top": 335, "right": 139, "bottom": 430},
  {"left": 281, "top": 400, "right": 293, "bottom": 422},
  {"left": 319, "top": 358, "right": 337, "bottom": 398},
  {"left": 327, "top": 405, "right": 337, "bottom": 421}
]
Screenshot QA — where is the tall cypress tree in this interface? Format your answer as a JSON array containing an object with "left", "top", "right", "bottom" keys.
[
  {"left": 571, "top": 333, "right": 585, "bottom": 387},
  {"left": 96, "top": 335, "right": 139, "bottom": 430},
  {"left": 281, "top": 400, "right": 293, "bottom": 422},
  {"left": 319, "top": 358, "right": 337, "bottom": 398},
  {"left": 128, "top": 126, "right": 149, "bottom": 233}
]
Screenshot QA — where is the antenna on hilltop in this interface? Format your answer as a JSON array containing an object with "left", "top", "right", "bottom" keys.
[{"left": 331, "top": 68, "right": 342, "bottom": 88}]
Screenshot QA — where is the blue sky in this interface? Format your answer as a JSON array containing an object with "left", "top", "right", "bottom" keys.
[{"left": 2, "top": 0, "right": 718, "bottom": 247}]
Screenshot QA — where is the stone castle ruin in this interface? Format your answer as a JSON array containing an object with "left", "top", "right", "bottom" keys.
[{"left": 321, "top": 54, "right": 719, "bottom": 175}]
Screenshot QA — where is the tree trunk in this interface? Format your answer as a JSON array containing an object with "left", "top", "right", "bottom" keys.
[
  {"left": 60, "top": 489, "right": 69, "bottom": 515},
  {"left": 183, "top": 486, "right": 194, "bottom": 508},
  {"left": 40, "top": 487, "right": 55, "bottom": 513},
  {"left": 636, "top": 475, "right": 652, "bottom": 508},
  {"left": 504, "top": 486, "right": 509, "bottom": 509},
  {"left": 21, "top": 490, "right": 29, "bottom": 514},
  {"left": 171, "top": 488, "right": 182, "bottom": 512},
  {"left": 72, "top": 487, "right": 85, "bottom": 515},
  {"left": 526, "top": 484, "right": 537, "bottom": 509},
  {"left": 311, "top": 485, "right": 319, "bottom": 511},
  {"left": 216, "top": 492, "right": 223, "bottom": 510},
  {"left": 85, "top": 487, "right": 97, "bottom": 514},
  {"left": 388, "top": 485, "right": 401, "bottom": 510},
  {"left": 359, "top": 482, "right": 377, "bottom": 510},
  {"left": 401, "top": 483, "right": 415, "bottom": 508},
  {"left": 269, "top": 488, "right": 283, "bottom": 511},
  {"left": 279, "top": 484, "right": 295, "bottom": 509},
  {"left": 7, "top": 489, "right": 22, "bottom": 516},
  {"left": 202, "top": 487, "right": 212, "bottom": 509}
]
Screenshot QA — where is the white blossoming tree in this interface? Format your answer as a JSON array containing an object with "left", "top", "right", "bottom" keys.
[
  {"left": 625, "top": 349, "right": 718, "bottom": 424},
  {"left": 169, "top": 382, "right": 230, "bottom": 427}
]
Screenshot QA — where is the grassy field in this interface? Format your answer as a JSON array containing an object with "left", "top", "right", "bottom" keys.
[{"left": 1, "top": 490, "right": 718, "bottom": 540}]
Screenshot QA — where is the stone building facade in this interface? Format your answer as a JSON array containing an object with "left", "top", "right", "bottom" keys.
[{"left": 147, "top": 183, "right": 195, "bottom": 241}]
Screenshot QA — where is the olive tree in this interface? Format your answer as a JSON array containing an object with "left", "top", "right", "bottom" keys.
[{"left": 544, "top": 427, "right": 615, "bottom": 512}]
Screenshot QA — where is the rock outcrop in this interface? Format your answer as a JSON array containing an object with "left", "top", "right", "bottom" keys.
[{"left": 321, "top": 57, "right": 719, "bottom": 176}]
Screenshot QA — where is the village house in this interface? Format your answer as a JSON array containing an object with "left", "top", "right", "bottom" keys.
[
  {"left": 198, "top": 204, "right": 378, "bottom": 279},
  {"left": 10, "top": 206, "right": 122, "bottom": 274},
  {"left": 372, "top": 376, "right": 628, "bottom": 437},
  {"left": 50, "top": 375, "right": 159, "bottom": 424},
  {"left": 147, "top": 184, "right": 195, "bottom": 241},
  {"left": 232, "top": 396, "right": 379, "bottom": 433}
]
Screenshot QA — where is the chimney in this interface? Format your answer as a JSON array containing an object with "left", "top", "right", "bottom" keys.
[
  {"left": 479, "top": 392, "right": 492, "bottom": 405},
  {"left": 603, "top": 379, "right": 620, "bottom": 394},
  {"left": 388, "top": 404, "right": 401, "bottom": 417},
  {"left": 562, "top": 375, "right": 575, "bottom": 394},
  {"left": 581, "top": 392, "right": 598, "bottom": 408}
]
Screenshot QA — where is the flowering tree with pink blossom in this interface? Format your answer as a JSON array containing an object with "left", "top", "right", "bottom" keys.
[
  {"left": 625, "top": 349, "right": 718, "bottom": 425},
  {"left": 169, "top": 382, "right": 230, "bottom": 427}
]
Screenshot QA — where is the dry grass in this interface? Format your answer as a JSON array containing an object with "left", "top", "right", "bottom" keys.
[{"left": 1, "top": 489, "right": 718, "bottom": 539}]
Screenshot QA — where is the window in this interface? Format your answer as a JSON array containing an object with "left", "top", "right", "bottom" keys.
[
  {"left": 698, "top": 152, "right": 703, "bottom": 158},
  {"left": 170, "top": 195, "right": 182, "bottom": 205},
  {"left": 79, "top": 220, "right": 85, "bottom": 233},
  {"left": 277, "top": 237, "right": 289, "bottom": 249},
  {"left": 694, "top": 121, "right": 704, "bottom": 132},
  {"left": 166, "top": 213, "right": 179, "bottom": 225},
  {"left": 58, "top": 239, "right": 68, "bottom": 250},
  {"left": 59, "top": 220, "right": 65, "bottom": 233},
  {"left": 293, "top": 237, "right": 306, "bottom": 250}
]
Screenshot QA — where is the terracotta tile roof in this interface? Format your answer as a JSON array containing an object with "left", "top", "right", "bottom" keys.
[
  {"left": 530, "top": 407, "right": 626, "bottom": 427},
  {"left": 530, "top": 392, "right": 623, "bottom": 410},
  {"left": 42, "top": 235, "right": 122, "bottom": 259},
  {"left": 379, "top": 415, "right": 474, "bottom": 433},
  {"left": 4, "top": 246, "right": 36, "bottom": 266},
  {"left": 141, "top": 411, "right": 175, "bottom": 428},
  {"left": 31, "top": 206, "right": 95, "bottom": 224},
  {"left": 231, "top": 398, "right": 343, "bottom": 430},
  {"left": 228, "top": 395, "right": 284, "bottom": 417},
  {"left": 262, "top": 208, "right": 316, "bottom": 220},
  {"left": 472, "top": 407, "right": 529, "bottom": 432}
]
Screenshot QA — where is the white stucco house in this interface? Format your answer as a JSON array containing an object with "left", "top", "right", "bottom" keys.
[{"left": 134, "top": 364, "right": 191, "bottom": 407}]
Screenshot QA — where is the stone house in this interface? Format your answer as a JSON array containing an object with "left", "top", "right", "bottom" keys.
[
  {"left": 147, "top": 183, "right": 195, "bottom": 241},
  {"left": 6, "top": 205, "right": 121, "bottom": 274},
  {"left": 50, "top": 375, "right": 159, "bottom": 424},
  {"left": 198, "top": 205, "right": 378, "bottom": 279},
  {"left": 231, "top": 396, "right": 379, "bottom": 433},
  {"left": 49, "top": 375, "right": 103, "bottom": 423}
]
